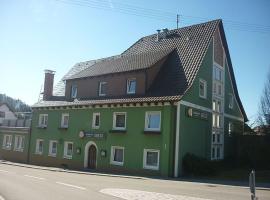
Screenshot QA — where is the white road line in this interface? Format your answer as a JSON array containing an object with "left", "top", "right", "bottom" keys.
[
  {"left": 0, "top": 195, "right": 5, "bottom": 200},
  {"left": 0, "top": 170, "right": 9, "bottom": 173},
  {"left": 24, "top": 175, "right": 46, "bottom": 180},
  {"left": 56, "top": 181, "right": 86, "bottom": 190}
]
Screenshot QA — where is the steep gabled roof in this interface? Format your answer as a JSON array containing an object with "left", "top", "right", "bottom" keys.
[{"left": 65, "top": 49, "right": 173, "bottom": 80}]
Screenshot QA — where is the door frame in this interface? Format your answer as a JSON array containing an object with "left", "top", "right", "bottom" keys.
[{"left": 84, "top": 141, "right": 98, "bottom": 168}]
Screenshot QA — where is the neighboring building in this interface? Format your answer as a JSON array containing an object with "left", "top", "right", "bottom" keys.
[
  {"left": 0, "top": 103, "right": 17, "bottom": 125},
  {"left": 30, "top": 19, "right": 247, "bottom": 177},
  {"left": 0, "top": 117, "right": 31, "bottom": 163}
]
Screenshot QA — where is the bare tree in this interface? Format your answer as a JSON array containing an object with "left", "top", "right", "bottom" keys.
[{"left": 258, "top": 69, "right": 270, "bottom": 134}]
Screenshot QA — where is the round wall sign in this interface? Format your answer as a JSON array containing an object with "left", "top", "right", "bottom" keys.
[{"left": 79, "top": 131, "right": 85, "bottom": 138}]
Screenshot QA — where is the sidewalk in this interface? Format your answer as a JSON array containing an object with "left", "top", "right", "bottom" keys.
[{"left": 0, "top": 160, "right": 146, "bottom": 180}]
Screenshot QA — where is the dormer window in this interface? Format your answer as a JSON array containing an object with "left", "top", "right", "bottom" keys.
[
  {"left": 71, "top": 85, "right": 77, "bottom": 99},
  {"left": 99, "top": 82, "right": 107, "bottom": 96},
  {"left": 127, "top": 78, "right": 136, "bottom": 94},
  {"left": 199, "top": 79, "right": 207, "bottom": 99}
]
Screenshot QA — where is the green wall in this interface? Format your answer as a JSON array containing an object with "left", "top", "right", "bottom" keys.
[{"left": 30, "top": 105, "right": 175, "bottom": 176}]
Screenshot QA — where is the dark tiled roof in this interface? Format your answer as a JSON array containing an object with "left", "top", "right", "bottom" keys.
[
  {"left": 66, "top": 49, "right": 173, "bottom": 80},
  {"left": 32, "top": 95, "right": 181, "bottom": 108},
  {"left": 53, "top": 55, "right": 121, "bottom": 96}
]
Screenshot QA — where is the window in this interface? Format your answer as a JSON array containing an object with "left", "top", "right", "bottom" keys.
[
  {"left": 228, "top": 122, "right": 233, "bottom": 136},
  {"left": 110, "top": 146, "right": 124, "bottom": 166},
  {"left": 38, "top": 114, "right": 48, "bottom": 127},
  {"left": 14, "top": 135, "right": 25, "bottom": 152},
  {"left": 64, "top": 141, "right": 73, "bottom": 159},
  {"left": 143, "top": 149, "right": 160, "bottom": 170},
  {"left": 113, "top": 112, "right": 126, "bottom": 130},
  {"left": 217, "top": 84, "right": 222, "bottom": 96},
  {"left": 61, "top": 113, "right": 69, "bottom": 128},
  {"left": 99, "top": 82, "right": 107, "bottom": 96},
  {"left": 126, "top": 78, "right": 136, "bottom": 94},
  {"left": 229, "top": 94, "right": 234, "bottom": 109},
  {"left": 35, "top": 139, "right": 43, "bottom": 154},
  {"left": 213, "top": 100, "right": 222, "bottom": 113},
  {"left": 214, "top": 66, "right": 223, "bottom": 82},
  {"left": 92, "top": 113, "right": 100, "bottom": 129},
  {"left": 49, "top": 140, "right": 57, "bottom": 157},
  {"left": 71, "top": 85, "right": 77, "bottom": 98},
  {"left": 0, "top": 111, "right": 5, "bottom": 118},
  {"left": 212, "top": 114, "right": 221, "bottom": 128},
  {"left": 199, "top": 79, "right": 207, "bottom": 99},
  {"left": 145, "top": 111, "right": 161, "bottom": 131},
  {"left": 2, "top": 135, "right": 12, "bottom": 150},
  {"left": 211, "top": 145, "right": 223, "bottom": 160}
]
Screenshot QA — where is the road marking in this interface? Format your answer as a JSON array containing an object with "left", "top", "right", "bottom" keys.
[
  {"left": 100, "top": 188, "right": 213, "bottom": 200},
  {"left": 0, "top": 170, "right": 9, "bottom": 173},
  {"left": 24, "top": 175, "right": 45, "bottom": 180},
  {"left": 0, "top": 195, "right": 5, "bottom": 200},
  {"left": 56, "top": 182, "right": 86, "bottom": 190}
]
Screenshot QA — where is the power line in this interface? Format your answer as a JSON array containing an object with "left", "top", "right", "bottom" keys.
[{"left": 55, "top": 0, "right": 270, "bottom": 34}]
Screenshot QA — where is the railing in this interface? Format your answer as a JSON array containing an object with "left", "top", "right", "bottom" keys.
[{"left": 0, "top": 119, "right": 31, "bottom": 127}]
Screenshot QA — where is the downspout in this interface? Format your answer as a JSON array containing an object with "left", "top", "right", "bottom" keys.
[
  {"left": 26, "top": 118, "right": 33, "bottom": 164},
  {"left": 174, "top": 101, "right": 181, "bottom": 177}
]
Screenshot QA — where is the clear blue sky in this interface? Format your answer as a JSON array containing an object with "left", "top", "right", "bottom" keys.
[{"left": 0, "top": 0, "right": 269, "bottom": 123}]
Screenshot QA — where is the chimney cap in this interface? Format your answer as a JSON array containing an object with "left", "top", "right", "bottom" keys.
[{"left": 44, "top": 69, "right": 55, "bottom": 74}]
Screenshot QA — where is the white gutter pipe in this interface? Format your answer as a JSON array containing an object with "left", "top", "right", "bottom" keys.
[{"left": 174, "top": 101, "right": 181, "bottom": 177}]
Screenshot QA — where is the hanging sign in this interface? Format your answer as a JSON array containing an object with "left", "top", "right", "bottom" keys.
[
  {"left": 186, "top": 107, "right": 208, "bottom": 120},
  {"left": 79, "top": 130, "right": 106, "bottom": 139}
]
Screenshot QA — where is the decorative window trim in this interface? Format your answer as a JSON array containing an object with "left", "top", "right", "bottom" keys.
[
  {"left": 110, "top": 146, "right": 124, "bottom": 166},
  {"left": 63, "top": 141, "right": 73, "bottom": 159},
  {"left": 144, "top": 111, "right": 161, "bottom": 131},
  {"left": 113, "top": 112, "right": 127, "bottom": 130},
  {"left": 71, "top": 85, "right": 78, "bottom": 99},
  {"left": 48, "top": 140, "right": 58, "bottom": 157},
  {"left": 38, "top": 114, "right": 48, "bottom": 128},
  {"left": 35, "top": 139, "right": 44, "bottom": 155},
  {"left": 92, "top": 113, "right": 100, "bottom": 129},
  {"left": 229, "top": 93, "right": 234, "bottom": 109},
  {"left": 14, "top": 135, "right": 25, "bottom": 152},
  {"left": 99, "top": 82, "right": 107, "bottom": 96},
  {"left": 199, "top": 79, "right": 207, "bottom": 99},
  {"left": 126, "top": 78, "right": 136, "bottom": 94},
  {"left": 61, "top": 113, "right": 69, "bottom": 128},
  {"left": 143, "top": 149, "right": 160, "bottom": 170},
  {"left": 2, "top": 134, "right": 12, "bottom": 150}
]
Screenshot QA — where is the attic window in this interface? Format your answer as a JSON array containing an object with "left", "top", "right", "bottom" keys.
[
  {"left": 127, "top": 78, "right": 136, "bottom": 94},
  {"left": 0, "top": 111, "right": 5, "bottom": 118},
  {"left": 99, "top": 82, "right": 107, "bottom": 96},
  {"left": 71, "top": 85, "right": 77, "bottom": 99},
  {"left": 199, "top": 79, "right": 207, "bottom": 99}
]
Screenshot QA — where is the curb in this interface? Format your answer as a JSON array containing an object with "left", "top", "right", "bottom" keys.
[{"left": 0, "top": 160, "right": 146, "bottom": 180}]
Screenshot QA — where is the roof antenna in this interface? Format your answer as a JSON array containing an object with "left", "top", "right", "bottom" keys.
[{"left": 177, "top": 14, "right": 180, "bottom": 29}]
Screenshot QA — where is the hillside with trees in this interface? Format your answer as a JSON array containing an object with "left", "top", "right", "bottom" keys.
[{"left": 0, "top": 93, "right": 31, "bottom": 112}]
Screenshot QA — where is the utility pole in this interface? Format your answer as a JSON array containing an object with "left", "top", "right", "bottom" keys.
[{"left": 177, "top": 14, "right": 180, "bottom": 29}]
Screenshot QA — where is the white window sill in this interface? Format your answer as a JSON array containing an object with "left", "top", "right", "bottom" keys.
[
  {"left": 35, "top": 152, "right": 43, "bottom": 155},
  {"left": 92, "top": 126, "right": 100, "bottom": 129},
  {"left": 14, "top": 149, "right": 24, "bottom": 152},
  {"left": 112, "top": 127, "right": 126, "bottom": 131},
  {"left": 2, "top": 147, "right": 11, "bottom": 150},
  {"left": 144, "top": 128, "right": 160, "bottom": 132},
  {"left": 143, "top": 165, "right": 159, "bottom": 170},
  {"left": 63, "top": 155, "right": 72, "bottom": 160},
  {"left": 110, "top": 161, "right": 124, "bottom": 166},
  {"left": 48, "top": 154, "right": 57, "bottom": 157}
]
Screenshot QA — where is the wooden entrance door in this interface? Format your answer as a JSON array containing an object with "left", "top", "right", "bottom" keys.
[{"left": 88, "top": 145, "right": 96, "bottom": 169}]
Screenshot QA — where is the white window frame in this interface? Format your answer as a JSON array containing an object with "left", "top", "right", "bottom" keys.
[
  {"left": 63, "top": 141, "right": 73, "bottom": 159},
  {"left": 14, "top": 135, "right": 25, "bottom": 152},
  {"left": 99, "top": 82, "right": 107, "bottom": 96},
  {"left": 144, "top": 111, "right": 161, "bottom": 131},
  {"left": 199, "top": 79, "right": 207, "bottom": 99},
  {"left": 92, "top": 113, "right": 100, "bottom": 129},
  {"left": 228, "top": 122, "right": 233, "bottom": 136},
  {"left": 110, "top": 146, "right": 124, "bottom": 166},
  {"left": 35, "top": 139, "right": 44, "bottom": 155},
  {"left": 113, "top": 112, "right": 127, "bottom": 130},
  {"left": 229, "top": 93, "right": 234, "bottom": 109},
  {"left": 2, "top": 134, "right": 12, "bottom": 150},
  {"left": 126, "top": 78, "right": 136, "bottom": 94},
  {"left": 61, "top": 113, "right": 69, "bottom": 128},
  {"left": 143, "top": 149, "right": 160, "bottom": 170},
  {"left": 71, "top": 85, "right": 77, "bottom": 98},
  {"left": 38, "top": 114, "right": 48, "bottom": 128},
  {"left": 48, "top": 140, "right": 58, "bottom": 157}
]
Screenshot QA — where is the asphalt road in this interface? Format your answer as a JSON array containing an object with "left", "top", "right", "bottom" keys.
[{"left": 0, "top": 163, "right": 269, "bottom": 200}]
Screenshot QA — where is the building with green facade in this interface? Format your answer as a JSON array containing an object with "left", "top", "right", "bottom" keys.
[{"left": 30, "top": 19, "right": 247, "bottom": 177}]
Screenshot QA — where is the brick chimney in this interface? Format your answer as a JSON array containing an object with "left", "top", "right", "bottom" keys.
[{"left": 43, "top": 69, "right": 55, "bottom": 101}]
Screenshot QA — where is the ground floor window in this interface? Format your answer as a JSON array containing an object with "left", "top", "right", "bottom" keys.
[
  {"left": 110, "top": 146, "right": 124, "bottom": 166},
  {"left": 35, "top": 139, "right": 44, "bottom": 154},
  {"left": 64, "top": 141, "right": 73, "bottom": 159},
  {"left": 211, "top": 145, "right": 223, "bottom": 160},
  {"left": 14, "top": 135, "right": 25, "bottom": 152},
  {"left": 49, "top": 140, "right": 57, "bottom": 157},
  {"left": 2, "top": 134, "right": 12, "bottom": 150},
  {"left": 143, "top": 149, "right": 160, "bottom": 170}
]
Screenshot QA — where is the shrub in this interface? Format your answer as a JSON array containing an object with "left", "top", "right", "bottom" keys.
[{"left": 182, "top": 153, "right": 218, "bottom": 176}]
